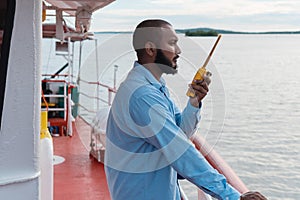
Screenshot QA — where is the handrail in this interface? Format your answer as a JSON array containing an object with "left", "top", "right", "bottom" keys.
[
  {"left": 41, "top": 79, "right": 67, "bottom": 83},
  {"left": 79, "top": 91, "right": 109, "bottom": 104},
  {"left": 79, "top": 78, "right": 116, "bottom": 92},
  {"left": 41, "top": 90, "right": 49, "bottom": 111},
  {"left": 192, "top": 134, "right": 249, "bottom": 194},
  {"left": 77, "top": 71, "right": 117, "bottom": 114},
  {"left": 77, "top": 83, "right": 116, "bottom": 114},
  {"left": 77, "top": 103, "right": 97, "bottom": 114},
  {"left": 42, "top": 74, "right": 78, "bottom": 80},
  {"left": 42, "top": 74, "right": 69, "bottom": 77},
  {"left": 43, "top": 94, "right": 65, "bottom": 98}
]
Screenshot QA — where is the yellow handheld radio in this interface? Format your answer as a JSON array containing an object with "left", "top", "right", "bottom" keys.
[{"left": 186, "top": 34, "right": 222, "bottom": 97}]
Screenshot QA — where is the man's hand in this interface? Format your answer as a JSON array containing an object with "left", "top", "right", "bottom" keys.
[
  {"left": 189, "top": 80, "right": 209, "bottom": 107},
  {"left": 240, "top": 191, "right": 268, "bottom": 200}
]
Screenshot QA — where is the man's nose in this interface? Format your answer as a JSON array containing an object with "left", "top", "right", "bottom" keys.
[{"left": 176, "top": 44, "right": 181, "bottom": 55}]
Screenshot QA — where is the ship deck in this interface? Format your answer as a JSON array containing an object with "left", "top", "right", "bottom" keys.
[{"left": 53, "top": 117, "right": 111, "bottom": 200}]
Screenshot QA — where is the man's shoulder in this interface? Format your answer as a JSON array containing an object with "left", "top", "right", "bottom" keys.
[
  {"left": 114, "top": 79, "right": 160, "bottom": 104},
  {"left": 131, "top": 83, "right": 162, "bottom": 100}
]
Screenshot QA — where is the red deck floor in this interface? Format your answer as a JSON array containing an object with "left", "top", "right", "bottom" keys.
[{"left": 53, "top": 117, "right": 111, "bottom": 200}]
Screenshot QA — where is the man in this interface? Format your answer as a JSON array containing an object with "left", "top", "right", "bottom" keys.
[{"left": 105, "top": 19, "right": 267, "bottom": 200}]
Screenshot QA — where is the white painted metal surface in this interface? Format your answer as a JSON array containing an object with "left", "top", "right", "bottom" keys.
[
  {"left": 0, "top": 0, "right": 42, "bottom": 199},
  {"left": 40, "top": 137, "right": 54, "bottom": 200},
  {"left": 45, "top": 0, "right": 115, "bottom": 16}
]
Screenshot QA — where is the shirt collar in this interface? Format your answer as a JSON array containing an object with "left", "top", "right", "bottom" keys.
[{"left": 133, "top": 61, "right": 166, "bottom": 90}]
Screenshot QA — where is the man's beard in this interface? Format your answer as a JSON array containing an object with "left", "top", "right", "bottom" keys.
[{"left": 154, "top": 49, "right": 178, "bottom": 75}]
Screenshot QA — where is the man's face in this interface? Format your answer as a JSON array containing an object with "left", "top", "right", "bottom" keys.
[
  {"left": 155, "top": 25, "right": 181, "bottom": 75},
  {"left": 154, "top": 49, "right": 177, "bottom": 75}
]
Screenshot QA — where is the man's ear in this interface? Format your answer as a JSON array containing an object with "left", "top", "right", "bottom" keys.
[{"left": 145, "top": 41, "right": 156, "bottom": 57}]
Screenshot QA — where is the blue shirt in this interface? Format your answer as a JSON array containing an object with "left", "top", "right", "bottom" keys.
[{"left": 105, "top": 62, "right": 240, "bottom": 200}]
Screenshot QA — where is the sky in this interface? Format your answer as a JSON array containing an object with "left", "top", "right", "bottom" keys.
[{"left": 89, "top": 0, "right": 300, "bottom": 32}]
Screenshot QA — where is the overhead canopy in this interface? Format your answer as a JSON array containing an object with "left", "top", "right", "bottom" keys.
[
  {"left": 45, "top": 0, "right": 115, "bottom": 16},
  {"left": 43, "top": 0, "right": 115, "bottom": 41}
]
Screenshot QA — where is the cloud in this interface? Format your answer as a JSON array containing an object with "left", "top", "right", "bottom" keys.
[
  {"left": 99, "top": 0, "right": 300, "bottom": 17},
  {"left": 90, "top": 0, "right": 300, "bottom": 31}
]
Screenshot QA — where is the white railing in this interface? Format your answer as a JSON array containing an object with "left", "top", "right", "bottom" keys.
[{"left": 77, "top": 65, "right": 118, "bottom": 116}]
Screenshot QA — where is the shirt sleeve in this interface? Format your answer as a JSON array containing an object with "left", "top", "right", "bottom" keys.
[
  {"left": 175, "top": 100, "right": 201, "bottom": 138},
  {"left": 129, "top": 93, "right": 241, "bottom": 200}
]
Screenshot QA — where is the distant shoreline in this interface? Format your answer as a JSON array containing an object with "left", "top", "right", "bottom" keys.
[
  {"left": 177, "top": 28, "right": 300, "bottom": 35},
  {"left": 95, "top": 28, "right": 300, "bottom": 35}
]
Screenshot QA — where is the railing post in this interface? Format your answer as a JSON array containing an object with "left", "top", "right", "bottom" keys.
[
  {"left": 114, "top": 65, "right": 118, "bottom": 89},
  {"left": 67, "top": 85, "right": 73, "bottom": 136},
  {"left": 71, "top": 41, "right": 75, "bottom": 84},
  {"left": 64, "top": 81, "right": 67, "bottom": 121},
  {"left": 94, "top": 39, "right": 100, "bottom": 112},
  {"left": 67, "top": 37, "right": 72, "bottom": 136},
  {"left": 77, "top": 41, "right": 83, "bottom": 116}
]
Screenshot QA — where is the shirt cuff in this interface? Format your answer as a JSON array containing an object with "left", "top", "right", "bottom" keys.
[{"left": 187, "top": 100, "right": 201, "bottom": 114}]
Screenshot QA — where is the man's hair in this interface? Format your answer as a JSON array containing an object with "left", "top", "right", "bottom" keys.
[{"left": 132, "top": 19, "right": 172, "bottom": 57}]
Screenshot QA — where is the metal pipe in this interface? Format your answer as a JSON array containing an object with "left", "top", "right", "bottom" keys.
[
  {"left": 71, "top": 41, "right": 75, "bottom": 83},
  {"left": 77, "top": 40, "right": 83, "bottom": 116},
  {"left": 68, "top": 37, "right": 71, "bottom": 84},
  {"left": 77, "top": 40, "right": 83, "bottom": 84},
  {"left": 95, "top": 39, "right": 99, "bottom": 111}
]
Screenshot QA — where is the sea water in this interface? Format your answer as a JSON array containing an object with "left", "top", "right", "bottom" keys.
[
  {"left": 177, "top": 34, "right": 300, "bottom": 200},
  {"left": 43, "top": 34, "right": 300, "bottom": 199}
]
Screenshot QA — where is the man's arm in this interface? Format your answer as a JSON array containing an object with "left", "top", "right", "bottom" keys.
[
  {"left": 176, "top": 101, "right": 201, "bottom": 138},
  {"left": 176, "top": 80, "right": 209, "bottom": 138},
  {"left": 130, "top": 93, "right": 240, "bottom": 199}
]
